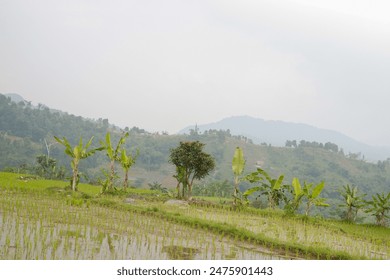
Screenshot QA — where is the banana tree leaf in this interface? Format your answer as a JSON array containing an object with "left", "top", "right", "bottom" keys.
[
  {"left": 272, "top": 175, "right": 284, "bottom": 190},
  {"left": 312, "top": 181, "right": 325, "bottom": 198},
  {"left": 243, "top": 186, "right": 260, "bottom": 197},
  {"left": 244, "top": 173, "right": 263, "bottom": 183},
  {"left": 85, "top": 136, "right": 94, "bottom": 149},
  {"left": 256, "top": 168, "right": 272, "bottom": 182},
  {"left": 314, "top": 201, "right": 329, "bottom": 207},
  {"left": 292, "top": 177, "right": 302, "bottom": 198},
  {"left": 232, "top": 147, "right": 245, "bottom": 176},
  {"left": 105, "top": 132, "right": 111, "bottom": 146}
]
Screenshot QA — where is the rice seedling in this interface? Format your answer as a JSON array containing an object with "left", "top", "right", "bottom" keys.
[
  {"left": 1, "top": 172, "right": 389, "bottom": 260},
  {"left": 134, "top": 200, "right": 389, "bottom": 259},
  {"left": 1, "top": 185, "right": 283, "bottom": 259}
]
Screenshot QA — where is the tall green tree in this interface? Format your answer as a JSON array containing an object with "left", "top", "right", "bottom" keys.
[
  {"left": 169, "top": 141, "right": 215, "bottom": 200},
  {"left": 54, "top": 136, "right": 102, "bottom": 191}
]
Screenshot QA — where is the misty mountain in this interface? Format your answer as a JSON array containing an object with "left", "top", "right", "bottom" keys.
[
  {"left": 4, "top": 93, "right": 26, "bottom": 104},
  {"left": 180, "top": 116, "right": 390, "bottom": 161}
]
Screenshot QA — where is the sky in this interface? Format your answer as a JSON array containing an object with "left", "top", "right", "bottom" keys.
[{"left": 1, "top": 0, "right": 390, "bottom": 146}]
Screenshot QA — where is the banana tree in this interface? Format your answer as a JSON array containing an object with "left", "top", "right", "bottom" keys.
[
  {"left": 100, "top": 132, "right": 129, "bottom": 190},
  {"left": 364, "top": 192, "right": 390, "bottom": 227},
  {"left": 244, "top": 168, "right": 286, "bottom": 209},
  {"left": 232, "top": 147, "right": 245, "bottom": 205},
  {"left": 302, "top": 181, "right": 328, "bottom": 216},
  {"left": 339, "top": 185, "right": 365, "bottom": 222},
  {"left": 120, "top": 148, "right": 138, "bottom": 188},
  {"left": 54, "top": 136, "right": 103, "bottom": 191},
  {"left": 284, "top": 177, "right": 306, "bottom": 214}
]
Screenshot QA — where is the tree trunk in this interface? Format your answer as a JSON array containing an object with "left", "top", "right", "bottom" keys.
[
  {"left": 233, "top": 177, "right": 239, "bottom": 205},
  {"left": 188, "top": 183, "right": 192, "bottom": 200},
  {"left": 123, "top": 170, "right": 128, "bottom": 188},
  {"left": 176, "top": 182, "right": 181, "bottom": 199},
  {"left": 305, "top": 202, "right": 311, "bottom": 216},
  {"left": 109, "top": 160, "right": 115, "bottom": 190},
  {"left": 182, "top": 182, "right": 186, "bottom": 199},
  {"left": 187, "top": 175, "right": 195, "bottom": 200},
  {"left": 377, "top": 212, "right": 386, "bottom": 227},
  {"left": 347, "top": 207, "right": 353, "bottom": 221},
  {"left": 71, "top": 164, "right": 78, "bottom": 192}
]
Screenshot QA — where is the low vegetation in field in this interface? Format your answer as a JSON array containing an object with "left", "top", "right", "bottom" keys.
[
  {"left": 1, "top": 172, "right": 389, "bottom": 260},
  {"left": 0, "top": 173, "right": 286, "bottom": 260}
]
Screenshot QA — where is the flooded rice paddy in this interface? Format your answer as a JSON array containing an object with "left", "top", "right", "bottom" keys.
[{"left": 0, "top": 190, "right": 288, "bottom": 260}]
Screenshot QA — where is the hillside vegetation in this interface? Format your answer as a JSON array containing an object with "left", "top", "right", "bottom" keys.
[{"left": 1, "top": 93, "right": 390, "bottom": 220}]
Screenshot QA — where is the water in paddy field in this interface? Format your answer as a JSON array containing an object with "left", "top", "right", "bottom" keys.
[{"left": 0, "top": 210, "right": 290, "bottom": 260}]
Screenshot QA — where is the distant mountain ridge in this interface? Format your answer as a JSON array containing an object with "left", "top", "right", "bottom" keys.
[
  {"left": 4, "top": 93, "right": 26, "bottom": 104},
  {"left": 180, "top": 116, "right": 390, "bottom": 161},
  {"left": 2, "top": 92, "right": 389, "bottom": 161}
]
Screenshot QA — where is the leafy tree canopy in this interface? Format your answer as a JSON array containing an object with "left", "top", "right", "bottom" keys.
[{"left": 169, "top": 141, "right": 215, "bottom": 199}]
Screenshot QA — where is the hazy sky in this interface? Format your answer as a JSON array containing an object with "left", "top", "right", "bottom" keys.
[{"left": 1, "top": 0, "right": 390, "bottom": 146}]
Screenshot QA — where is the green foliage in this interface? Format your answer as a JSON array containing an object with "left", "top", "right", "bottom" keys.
[
  {"left": 232, "top": 147, "right": 245, "bottom": 206},
  {"left": 301, "top": 181, "right": 329, "bottom": 216},
  {"left": 364, "top": 192, "right": 390, "bottom": 227},
  {"left": 284, "top": 177, "right": 306, "bottom": 215},
  {"left": 148, "top": 181, "right": 168, "bottom": 193},
  {"left": 100, "top": 132, "right": 129, "bottom": 191},
  {"left": 232, "top": 147, "right": 245, "bottom": 176},
  {"left": 169, "top": 141, "right": 215, "bottom": 199},
  {"left": 98, "top": 169, "right": 117, "bottom": 194},
  {"left": 173, "top": 166, "right": 187, "bottom": 198},
  {"left": 244, "top": 168, "right": 287, "bottom": 209},
  {"left": 339, "top": 185, "right": 365, "bottom": 222},
  {"left": 193, "top": 180, "right": 233, "bottom": 198},
  {"left": 120, "top": 148, "right": 138, "bottom": 188},
  {"left": 54, "top": 136, "right": 102, "bottom": 191},
  {"left": 34, "top": 154, "right": 66, "bottom": 180}
]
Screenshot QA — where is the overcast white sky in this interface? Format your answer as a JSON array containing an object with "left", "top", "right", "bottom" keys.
[{"left": 1, "top": 0, "right": 390, "bottom": 146}]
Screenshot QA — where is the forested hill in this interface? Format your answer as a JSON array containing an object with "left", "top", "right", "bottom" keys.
[
  {"left": 0, "top": 93, "right": 160, "bottom": 173},
  {"left": 1, "top": 93, "right": 390, "bottom": 219},
  {"left": 0, "top": 93, "right": 113, "bottom": 142}
]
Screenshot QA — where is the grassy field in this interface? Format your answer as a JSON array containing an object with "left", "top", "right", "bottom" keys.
[{"left": 0, "top": 172, "right": 389, "bottom": 260}]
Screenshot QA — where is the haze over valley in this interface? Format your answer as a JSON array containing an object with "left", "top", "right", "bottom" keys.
[{"left": 1, "top": 1, "right": 390, "bottom": 262}]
